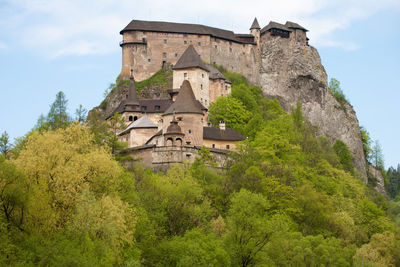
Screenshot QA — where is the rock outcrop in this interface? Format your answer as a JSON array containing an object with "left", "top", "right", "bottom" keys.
[
  {"left": 368, "top": 163, "right": 387, "bottom": 196},
  {"left": 259, "top": 38, "right": 367, "bottom": 181}
]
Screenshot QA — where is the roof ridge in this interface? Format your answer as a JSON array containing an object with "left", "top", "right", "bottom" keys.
[{"left": 173, "top": 45, "right": 209, "bottom": 72}]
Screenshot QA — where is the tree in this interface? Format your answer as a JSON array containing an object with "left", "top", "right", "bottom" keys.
[
  {"left": 208, "top": 96, "right": 251, "bottom": 134},
  {"left": 360, "top": 126, "right": 372, "bottom": 161},
  {"left": 333, "top": 140, "right": 354, "bottom": 174},
  {"left": 46, "top": 91, "right": 70, "bottom": 130},
  {"left": 0, "top": 131, "right": 12, "bottom": 159},
  {"left": 371, "top": 140, "right": 384, "bottom": 170},
  {"left": 328, "top": 78, "right": 347, "bottom": 104},
  {"left": 75, "top": 104, "right": 87, "bottom": 124}
]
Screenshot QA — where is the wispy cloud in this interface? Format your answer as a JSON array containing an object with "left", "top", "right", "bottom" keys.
[{"left": 1, "top": 0, "right": 399, "bottom": 57}]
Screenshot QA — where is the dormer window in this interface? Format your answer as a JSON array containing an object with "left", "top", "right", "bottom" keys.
[{"left": 155, "top": 105, "right": 160, "bottom": 111}]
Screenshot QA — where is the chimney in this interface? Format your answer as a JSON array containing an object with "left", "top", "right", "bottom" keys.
[{"left": 219, "top": 121, "right": 225, "bottom": 130}]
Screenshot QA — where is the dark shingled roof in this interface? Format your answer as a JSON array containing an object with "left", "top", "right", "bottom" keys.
[
  {"left": 163, "top": 80, "right": 204, "bottom": 115},
  {"left": 203, "top": 127, "right": 245, "bottom": 141},
  {"left": 206, "top": 64, "right": 231, "bottom": 83},
  {"left": 173, "top": 45, "right": 209, "bottom": 71},
  {"left": 261, "top": 21, "right": 291, "bottom": 34},
  {"left": 250, "top": 17, "right": 261, "bottom": 30},
  {"left": 285, "top": 21, "right": 308, "bottom": 32},
  {"left": 108, "top": 98, "right": 173, "bottom": 119},
  {"left": 120, "top": 19, "right": 253, "bottom": 44}
]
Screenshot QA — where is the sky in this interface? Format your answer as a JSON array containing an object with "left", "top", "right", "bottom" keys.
[{"left": 0, "top": 0, "right": 399, "bottom": 168}]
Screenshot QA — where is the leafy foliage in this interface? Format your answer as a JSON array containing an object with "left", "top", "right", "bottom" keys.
[
  {"left": 1, "top": 70, "right": 399, "bottom": 266},
  {"left": 329, "top": 78, "right": 348, "bottom": 110}
]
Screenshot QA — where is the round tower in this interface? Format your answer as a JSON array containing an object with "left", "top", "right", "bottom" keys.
[
  {"left": 163, "top": 112, "right": 185, "bottom": 146},
  {"left": 162, "top": 80, "right": 204, "bottom": 147},
  {"left": 250, "top": 17, "right": 261, "bottom": 47}
]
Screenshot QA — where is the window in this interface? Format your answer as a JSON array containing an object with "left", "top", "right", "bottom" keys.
[
  {"left": 162, "top": 52, "right": 166, "bottom": 58},
  {"left": 226, "top": 145, "right": 230, "bottom": 149},
  {"left": 200, "top": 84, "right": 203, "bottom": 90},
  {"left": 225, "top": 85, "right": 228, "bottom": 90},
  {"left": 202, "top": 73, "right": 204, "bottom": 78},
  {"left": 188, "top": 129, "right": 192, "bottom": 134},
  {"left": 184, "top": 73, "right": 187, "bottom": 79},
  {"left": 142, "top": 37, "right": 146, "bottom": 43},
  {"left": 177, "top": 117, "right": 183, "bottom": 121},
  {"left": 198, "top": 42, "right": 201, "bottom": 46},
  {"left": 190, "top": 40, "right": 192, "bottom": 44},
  {"left": 141, "top": 106, "right": 147, "bottom": 111},
  {"left": 148, "top": 58, "right": 151, "bottom": 62},
  {"left": 184, "top": 40, "right": 187, "bottom": 44},
  {"left": 155, "top": 105, "right": 160, "bottom": 111},
  {"left": 205, "top": 100, "right": 207, "bottom": 105},
  {"left": 134, "top": 116, "right": 138, "bottom": 121},
  {"left": 186, "top": 141, "right": 191, "bottom": 145},
  {"left": 215, "top": 45, "right": 217, "bottom": 48},
  {"left": 230, "top": 47, "right": 232, "bottom": 52},
  {"left": 163, "top": 39, "right": 167, "bottom": 44},
  {"left": 212, "top": 144, "right": 215, "bottom": 148},
  {"left": 129, "top": 116, "right": 133, "bottom": 121},
  {"left": 175, "top": 53, "right": 178, "bottom": 57}
]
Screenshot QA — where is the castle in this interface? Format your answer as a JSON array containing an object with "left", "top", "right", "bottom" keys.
[
  {"left": 119, "top": 18, "right": 308, "bottom": 85},
  {"left": 109, "top": 18, "right": 309, "bottom": 170}
]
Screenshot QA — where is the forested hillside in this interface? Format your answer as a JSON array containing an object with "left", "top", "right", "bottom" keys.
[{"left": 1, "top": 71, "right": 400, "bottom": 266}]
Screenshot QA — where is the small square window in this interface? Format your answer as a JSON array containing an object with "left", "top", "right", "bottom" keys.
[
  {"left": 212, "top": 144, "right": 215, "bottom": 148},
  {"left": 155, "top": 105, "right": 160, "bottom": 111},
  {"left": 162, "top": 52, "right": 166, "bottom": 57},
  {"left": 226, "top": 145, "right": 230, "bottom": 149},
  {"left": 175, "top": 53, "right": 178, "bottom": 57},
  {"left": 184, "top": 40, "right": 187, "bottom": 44},
  {"left": 202, "top": 73, "right": 204, "bottom": 78},
  {"left": 184, "top": 73, "right": 187, "bottom": 79},
  {"left": 148, "top": 58, "right": 151, "bottom": 62},
  {"left": 198, "top": 42, "right": 201, "bottom": 46},
  {"left": 225, "top": 85, "right": 228, "bottom": 90},
  {"left": 188, "top": 129, "right": 192, "bottom": 134},
  {"left": 164, "top": 39, "right": 167, "bottom": 44},
  {"left": 200, "top": 84, "right": 203, "bottom": 90},
  {"left": 215, "top": 45, "right": 217, "bottom": 48}
]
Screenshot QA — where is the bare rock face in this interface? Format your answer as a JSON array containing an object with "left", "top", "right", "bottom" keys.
[
  {"left": 368, "top": 163, "right": 387, "bottom": 196},
  {"left": 259, "top": 38, "right": 367, "bottom": 181}
]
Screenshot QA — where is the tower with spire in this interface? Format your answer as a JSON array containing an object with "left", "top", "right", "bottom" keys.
[{"left": 250, "top": 17, "right": 261, "bottom": 47}]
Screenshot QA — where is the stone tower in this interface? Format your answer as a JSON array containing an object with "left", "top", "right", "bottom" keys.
[
  {"left": 250, "top": 17, "right": 261, "bottom": 47},
  {"left": 162, "top": 80, "right": 205, "bottom": 146}
]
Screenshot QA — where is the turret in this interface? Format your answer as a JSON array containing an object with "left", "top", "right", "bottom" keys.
[
  {"left": 162, "top": 80, "right": 204, "bottom": 146},
  {"left": 164, "top": 111, "right": 185, "bottom": 146},
  {"left": 250, "top": 17, "right": 261, "bottom": 47}
]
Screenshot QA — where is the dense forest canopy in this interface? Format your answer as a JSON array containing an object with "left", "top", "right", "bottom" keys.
[{"left": 1, "top": 69, "right": 400, "bottom": 266}]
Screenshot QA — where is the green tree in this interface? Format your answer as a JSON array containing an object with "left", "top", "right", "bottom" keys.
[
  {"left": 0, "top": 131, "right": 12, "bottom": 159},
  {"left": 329, "top": 78, "right": 348, "bottom": 107},
  {"left": 371, "top": 140, "right": 384, "bottom": 170},
  {"left": 75, "top": 104, "right": 87, "bottom": 124},
  {"left": 333, "top": 140, "right": 354, "bottom": 174},
  {"left": 46, "top": 91, "right": 71, "bottom": 130},
  {"left": 360, "top": 126, "right": 372, "bottom": 161},
  {"left": 208, "top": 96, "right": 251, "bottom": 133}
]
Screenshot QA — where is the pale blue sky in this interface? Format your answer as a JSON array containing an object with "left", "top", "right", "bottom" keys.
[{"left": 0, "top": 0, "right": 399, "bottom": 168}]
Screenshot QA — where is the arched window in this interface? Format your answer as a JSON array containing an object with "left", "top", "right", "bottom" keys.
[
  {"left": 134, "top": 116, "right": 138, "bottom": 121},
  {"left": 176, "top": 138, "right": 182, "bottom": 146},
  {"left": 129, "top": 116, "right": 133, "bottom": 121},
  {"left": 166, "top": 138, "right": 173, "bottom": 146}
]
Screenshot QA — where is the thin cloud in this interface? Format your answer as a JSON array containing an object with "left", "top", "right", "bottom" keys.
[{"left": 2, "top": 0, "right": 399, "bottom": 57}]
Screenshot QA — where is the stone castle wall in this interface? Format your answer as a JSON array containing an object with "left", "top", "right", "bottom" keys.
[
  {"left": 173, "top": 68, "right": 210, "bottom": 107},
  {"left": 121, "top": 31, "right": 259, "bottom": 84}
]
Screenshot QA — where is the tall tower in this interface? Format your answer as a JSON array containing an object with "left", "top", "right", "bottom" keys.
[{"left": 250, "top": 17, "right": 261, "bottom": 47}]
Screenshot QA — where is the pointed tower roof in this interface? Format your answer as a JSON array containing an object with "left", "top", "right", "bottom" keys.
[
  {"left": 173, "top": 45, "right": 209, "bottom": 72},
  {"left": 250, "top": 17, "right": 260, "bottom": 30},
  {"left": 163, "top": 80, "right": 204, "bottom": 115},
  {"left": 126, "top": 70, "right": 140, "bottom": 106}
]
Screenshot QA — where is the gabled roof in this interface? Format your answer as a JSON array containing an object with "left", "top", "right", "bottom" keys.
[
  {"left": 118, "top": 115, "right": 157, "bottom": 135},
  {"left": 173, "top": 45, "right": 209, "bottom": 72},
  {"left": 203, "top": 127, "right": 245, "bottom": 141},
  {"left": 107, "top": 98, "right": 173, "bottom": 119},
  {"left": 261, "top": 21, "right": 291, "bottom": 34},
  {"left": 120, "top": 19, "right": 253, "bottom": 44},
  {"left": 285, "top": 21, "right": 308, "bottom": 32},
  {"left": 206, "top": 64, "right": 231, "bottom": 83},
  {"left": 163, "top": 80, "right": 204, "bottom": 115},
  {"left": 250, "top": 17, "right": 261, "bottom": 30},
  {"left": 127, "top": 116, "right": 157, "bottom": 129}
]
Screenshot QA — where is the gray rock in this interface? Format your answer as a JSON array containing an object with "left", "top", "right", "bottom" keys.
[{"left": 259, "top": 37, "right": 367, "bottom": 181}]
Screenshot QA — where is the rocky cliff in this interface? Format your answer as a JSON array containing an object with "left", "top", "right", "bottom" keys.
[{"left": 259, "top": 38, "right": 367, "bottom": 181}]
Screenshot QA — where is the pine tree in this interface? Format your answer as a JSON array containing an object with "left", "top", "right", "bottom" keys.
[{"left": 47, "top": 91, "right": 70, "bottom": 130}]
